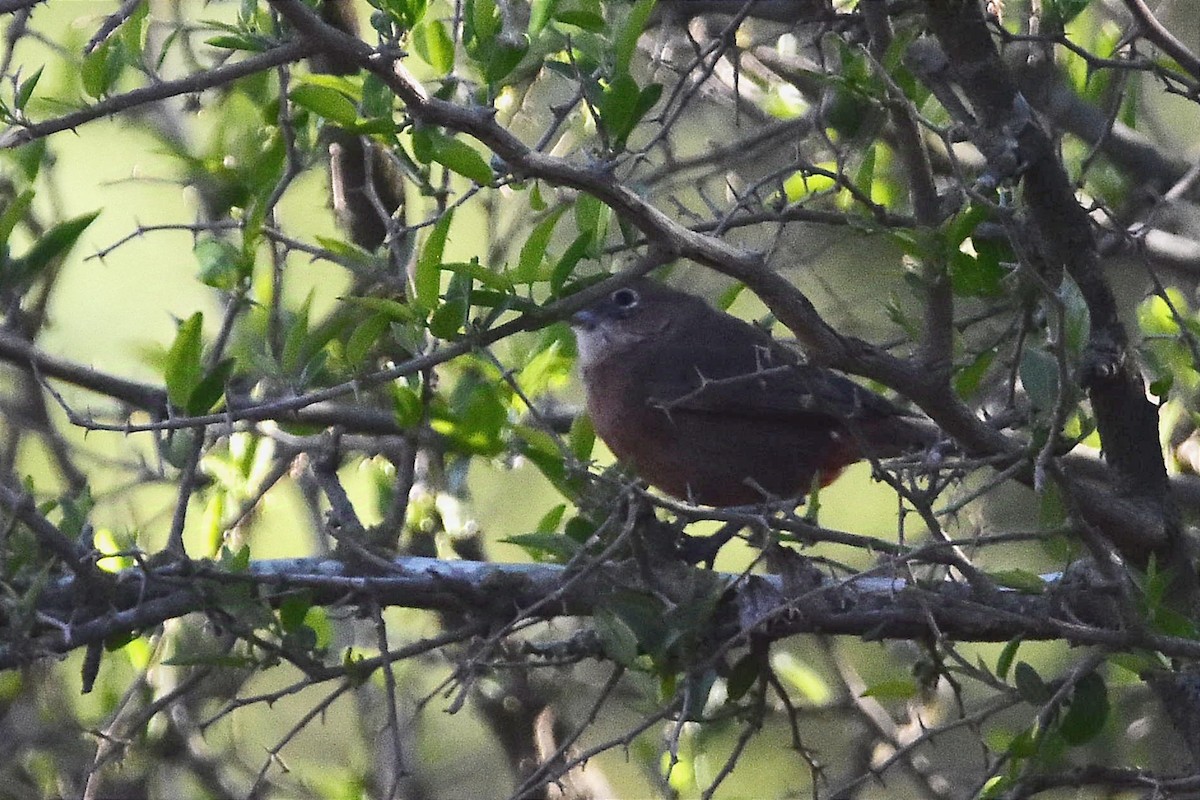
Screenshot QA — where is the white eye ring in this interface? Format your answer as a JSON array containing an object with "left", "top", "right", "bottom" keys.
[{"left": 611, "top": 287, "right": 639, "bottom": 309}]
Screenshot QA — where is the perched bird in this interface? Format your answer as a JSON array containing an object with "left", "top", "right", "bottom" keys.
[{"left": 570, "top": 278, "right": 938, "bottom": 507}]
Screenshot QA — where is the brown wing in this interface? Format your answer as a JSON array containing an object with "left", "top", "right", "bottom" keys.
[{"left": 630, "top": 316, "right": 904, "bottom": 425}]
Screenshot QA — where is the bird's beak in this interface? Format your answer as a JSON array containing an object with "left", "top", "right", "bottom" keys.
[{"left": 570, "top": 309, "right": 600, "bottom": 330}]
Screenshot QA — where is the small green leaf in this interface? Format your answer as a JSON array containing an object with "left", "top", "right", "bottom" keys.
[
  {"left": 15, "top": 66, "right": 43, "bottom": 111},
  {"left": 996, "top": 636, "right": 1022, "bottom": 681},
  {"left": 205, "top": 34, "right": 266, "bottom": 51},
  {"left": 194, "top": 238, "right": 249, "bottom": 290},
  {"left": 289, "top": 84, "right": 358, "bottom": 126},
  {"left": 949, "top": 249, "right": 1004, "bottom": 297},
  {"left": 281, "top": 293, "right": 314, "bottom": 375},
  {"left": 614, "top": 0, "right": 656, "bottom": 74},
  {"left": 187, "top": 357, "right": 235, "bottom": 415},
  {"left": 413, "top": 18, "right": 455, "bottom": 74},
  {"left": 500, "top": 531, "right": 580, "bottom": 562},
  {"left": 943, "top": 202, "right": 989, "bottom": 250},
  {"left": 1019, "top": 348, "right": 1060, "bottom": 412},
  {"left": 81, "top": 41, "right": 122, "bottom": 98},
  {"left": 345, "top": 314, "right": 391, "bottom": 367},
  {"left": 529, "top": 0, "right": 558, "bottom": 35},
  {"left": 1014, "top": 661, "right": 1052, "bottom": 704},
  {"left": 514, "top": 207, "right": 566, "bottom": 282},
  {"left": 430, "top": 133, "right": 493, "bottom": 184},
  {"left": 568, "top": 411, "right": 595, "bottom": 461},
  {"left": 955, "top": 348, "right": 996, "bottom": 399},
  {"left": 535, "top": 503, "right": 566, "bottom": 533},
  {"left": 20, "top": 211, "right": 100, "bottom": 276},
  {"left": 988, "top": 569, "right": 1046, "bottom": 594},
  {"left": 441, "top": 260, "right": 512, "bottom": 291},
  {"left": 428, "top": 295, "right": 468, "bottom": 340},
  {"left": 553, "top": 9, "right": 605, "bottom": 31},
  {"left": 484, "top": 35, "right": 528, "bottom": 84},
  {"left": 600, "top": 72, "right": 640, "bottom": 147},
  {"left": 574, "top": 193, "right": 608, "bottom": 250},
  {"left": 594, "top": 607, "right": 640, "bottom": 666},
  {"left": 305, "top": 606, "right": 333, "bottom": 649},
  {"left": 1060, "top": 671, "right": 1108, "bottom": 745},
  {"left": 0, "top": 190, "right": 34, "bottom": 250},
  {"left": 415, "top": 210, "right": 453, "bottom": 312},
  {"left": 279, "top": 593, "right": 313, "bottom": 633},
  {"left": 726, "top": 653, "right": 761, "bottom": 702},
  {"left": 164, "top": 312, "right": 205, "bottom": 409},
  {"left": 551, "top": 233, "right": 592, "bottom": 291},
  {"left": 859, "top": 678, "right": 917, "bottom": 701},
  {"left": 392, "top": 384, "right": 423, "bottom": 428}
]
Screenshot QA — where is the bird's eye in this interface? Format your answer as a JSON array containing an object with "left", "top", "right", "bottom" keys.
[{"left": 611, "top": 287, "right": 639, "bottom": 309}]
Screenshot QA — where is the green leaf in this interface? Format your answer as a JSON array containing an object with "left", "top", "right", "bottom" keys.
[
  {"left": 187, "top": 357, "right": 235, "bottom": 415},
  {"left": 574, "top": 193, "right": 608, "bottom": 251},
  {"left": 996, "top": 636, "right": 1022, "bottom": 681},
  {"left": 726, "top": 653, "right": 761, "bottom": 702},
  {"left": 594, "top": 607, "right": 640, "bottom": 666},
  {"left": 1060, "top": 671, "right": 1108, "bottom": 744},
  {"left": 428, "top": 295, "right": 468, "bottom": 340},
  {"left": 20, "top": 211, "right": 100, "bottom": 276},
  {"left": 0, "top": 190, "right": 34, "bottom": 250},
  {"left": 600, "top": 72, "right": 640, "bottom": 147},
  {"left": 164, "top": 312, "right": 205, "bottom": 409},
  {"left": 943, "top": 202, "right": 989, "bottom": 250},
  {"left": 304, "top": 606, "right": 333, "bottom": 649},
  {"left": 514, "top": 207, "right": 566, "bottom": 282},
  {"left": 441, "top": 260, "right": 513, "bottom": 291},
  {"left": 500, "top": 531, "right": 580, "bottom": 562},
  {"left": 281, "top": 292, "right": 314, "bottom": 376},
  {"left": 468, "top": 0, "right": 501, "bottom": 43},
  {"left": 279, "top": 593, "right": 313, "bottom": 633},
  {"left": 81, "top": 40, "right": 123, "bottom": 98},
  {"left": 568, "top": 414, "right": 595, "bottom": 461},
  {"left": 413, "top": 18, "right": 455, "bottom": 74},
  {"left": 551, "top": 233, "right": 592, "bottom": 291},
  {"left": 1046, "top": 0, "right": 1091, "bottom": 27},
  {"left": 289, "top": 84, "right": 358, "bottom": 126},
  {"left": 988, "top": 569, "right": 1046, "bottom": 594},
  {"left": 194, "top": 238, "right": 250, "bottom": 290},
  {"left": 955, "top": 348, "right": 996, "bottom": 399},
  {"left": 483, "top": 35, "right": 528, "bottom": 84},
  {"left": 1014, "top": 661, "right": 1052, "bottom": 704},
  {"left": 553, "top": 9, "right": 605, "bottom": 31},
  {"left": 345, "top": 314, "right": 392, "bottom": 367},
  {"left": 529, "top": 0, "right": 558, "bottom": 35},
  {"left": 859, "top": 678, "right": 917, "bottom": 700},
  {"left": 949, "top": 249, "right": 1004, "bottom": 297},
  {"left": 415, "top": 210, "right": 453, "bottom": 312},
  {"left": 613, "top": 0, "right": 656, "bottom": 75},
  {"left": 15, "top": 66, "right": 43, "bottom": 111},
  {"left": 392, "top": 384, "right": 423, "bottom": 428},
  {"left": 430, "top": 132, "right": 493, "bottom": 184},
  {"left": 535, "top": 503, "right": 566, "bottom": 533},
  {"left": 1059, "top": 276, "right": 1091, "bottom": 356},
  {"left": 205, "top": 34, "right": 267, "bottom": 51},
  {"left": 339, "top": 295, "right": 421, "bottom": 324},
  {"left": 1019, "top": 348, "right": 1060, "bottom": 412}
]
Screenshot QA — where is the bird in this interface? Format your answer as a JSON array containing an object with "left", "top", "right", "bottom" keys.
[{"left": 570, "top": 278, "right": 939, "bottom": 508}]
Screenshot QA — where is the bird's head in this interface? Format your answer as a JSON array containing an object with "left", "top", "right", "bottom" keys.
[{"left": 569, "top": 279, "right": 707, "bottom": 368}]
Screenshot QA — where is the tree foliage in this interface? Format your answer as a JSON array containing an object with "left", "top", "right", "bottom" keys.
[{"left": 3, "top": 0, "right": 1200, "bottom": 797}]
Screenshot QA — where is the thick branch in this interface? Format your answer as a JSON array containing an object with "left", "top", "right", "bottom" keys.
[{"left": 10, "top": 553, "right": 1198, "bottom": 673}]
